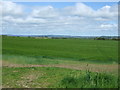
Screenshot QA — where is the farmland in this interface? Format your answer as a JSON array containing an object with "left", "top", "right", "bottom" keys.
[{"left": 2, "top": 36, "right": 119, "bottom": 88}]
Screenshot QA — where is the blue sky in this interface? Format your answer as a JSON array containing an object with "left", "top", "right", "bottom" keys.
[
  {"left": 2, "top": 2, "right": 118, "bottom": 36},
  {"left": 18, "top": 2, "right": 118, "bottom": 8},
  {"left": 18, "top": 2, "right": 118, "bottom": 10}
]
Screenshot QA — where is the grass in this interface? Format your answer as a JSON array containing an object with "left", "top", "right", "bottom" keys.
[
  {"left": 2, "top": 67, "right": 80, "bottom": 88},
  {"left": 2, "top": 67, "right": 118, "bottom": 88},
  {"left": 2, "top": 36, "right": 118, "bottom": 63},
  {"left": 2, "top": 36, "right": 119, "bottom": 88},
  {"left": 59, "top": 70, "right": 118, "bottom": 88},
  {"left": 3, "top": 54, "right": 118, "bottom": 65},
  {"left": 2, "top": 54, "right": 63, "bottom": 65},
  {"left": 2, "top": 54, "right": 118, "bottom": 74}
]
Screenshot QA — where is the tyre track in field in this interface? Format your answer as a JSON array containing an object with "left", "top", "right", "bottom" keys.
[{"left": 2, "top": 61, "right": 118, "bottom": 73}]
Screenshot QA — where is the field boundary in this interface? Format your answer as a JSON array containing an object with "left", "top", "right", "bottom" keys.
[{"left": 2, "top": 61, "right": 118, "bottom": 74}]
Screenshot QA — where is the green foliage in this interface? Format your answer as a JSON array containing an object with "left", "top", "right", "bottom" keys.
[
  {"left": 2, "top": 67, "right": 81, "bottom": 88},
  {"left": 3, "top": 67, "right": 118, "bottom": 88},
  {"left": 59, "top": 70, "right": 118, "bottom": 88}
]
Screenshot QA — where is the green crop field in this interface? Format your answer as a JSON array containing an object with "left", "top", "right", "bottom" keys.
[
  {"left": 2, "top": 36, "right": 119, "bottom": 88},
  {"left": 2, "top": 36, "right": 118, "bottom": 63}
]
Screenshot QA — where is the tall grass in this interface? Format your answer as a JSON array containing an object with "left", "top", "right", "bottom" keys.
[{"left": 59, "top": 70, "right": 118, "bottom": 88}]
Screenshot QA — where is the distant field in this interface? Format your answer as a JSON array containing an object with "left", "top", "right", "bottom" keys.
[
  {"left": 2, "top": 36, "right": 118, "bottom": 63},
  {"left": 2, "top": 36, "right": 119, "bottom": 88}
]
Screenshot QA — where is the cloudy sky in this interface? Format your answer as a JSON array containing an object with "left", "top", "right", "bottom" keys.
[{"left": 1, "top": 1, "right": 118, "bottom": 36}]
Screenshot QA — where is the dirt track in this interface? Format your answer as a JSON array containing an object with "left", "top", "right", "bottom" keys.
[{"left": 2, "top": 61, "right": 118, "bottom": 73}]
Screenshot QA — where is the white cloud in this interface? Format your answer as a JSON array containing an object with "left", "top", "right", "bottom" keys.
[
  {"left": 63, "top": 3, "right": 117, "bottom": 20},
  {"left": 96, "top": 5, "right": 118, "bottom": 20},
  {"left": 1, "top": 1, "right": 24, "bottom": 16},
  {"left": 3, "top": 16, "right": 46, "bottom": 24},
  {"left": 64, "top": 3, "right": 94, "bottom": 17},
  {"left": 2, "top": 2, "right": 118, "bottom": 36},
  {"left": 100, "top": 24, "right": 117, "bottom": 29},
  {"left": 31, "top": 6, "right": 59, "bottom": 18},
  {"left": 0, "top": 2, "right": 2, "bottom": 14}
]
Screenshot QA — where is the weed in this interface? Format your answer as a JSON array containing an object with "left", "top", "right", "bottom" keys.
[{"left": 59, "top": 71, "right": 118, "bottom": 88}]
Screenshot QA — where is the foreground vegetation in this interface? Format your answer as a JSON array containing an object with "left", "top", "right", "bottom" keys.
[
  {"left": 2, "top": 36, "right": 119, "bottom": 88},
  {"left": 3, "top": 67, "right": 118, "bottom": 88}
]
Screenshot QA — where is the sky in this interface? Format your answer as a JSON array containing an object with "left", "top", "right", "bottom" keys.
[{"left": 1, "top": 1, "right": 118, "bottom": 36}]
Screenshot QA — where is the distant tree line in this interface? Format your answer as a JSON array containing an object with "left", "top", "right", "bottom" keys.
[
  {"left": 94, "top": 37, "right": 120, "bottom": 41},
  {"left": 2, "top": 35, "right": 120, "bottom": 40},
  {"left": 51, "top": 37, "right": 68, "bottom": 39}
]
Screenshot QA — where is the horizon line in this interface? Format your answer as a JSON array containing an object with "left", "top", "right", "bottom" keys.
[{"left": 1, "top": 34, "right": 119, "bottom": 37}]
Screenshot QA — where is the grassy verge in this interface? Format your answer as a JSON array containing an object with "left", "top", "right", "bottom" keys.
[
  {"left": 2, "top": 54, "right": 118, "bottom": 65},
  {"left": 2, "top": 67, "right": 118, "bottom": 88},
  {"left": 2, "top": 54, "right": 118, "bottom": 74},
  {"left": 2, "top": 54, "right": 64, "bottom": 65}
]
